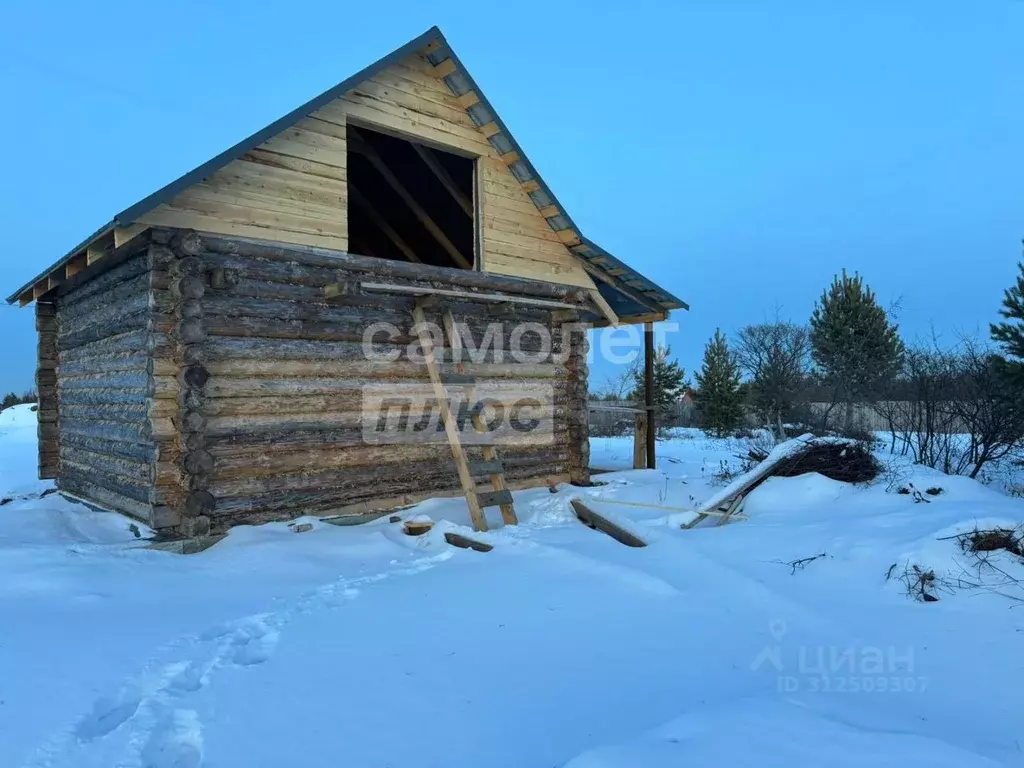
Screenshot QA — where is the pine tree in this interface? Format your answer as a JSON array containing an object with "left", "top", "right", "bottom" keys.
[
  {"left": 694, "top": 329, "right": 743, "bottom": 437},
  {"left": 810, "top": 270, "right": 903, "bottom": 433},
  {"left": 628, "top": 345, "right": 688, "bottom": 411},
  {"left": 991, "top": 250, "right": 1024, "bottom": 388},
  {"left": 991, "top": 251, "right": 1024, "bottom": 361}
]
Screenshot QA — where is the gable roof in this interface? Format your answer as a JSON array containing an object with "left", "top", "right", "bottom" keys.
[{"left": 7, "top": 26, "right": 687, "bottom": 317}]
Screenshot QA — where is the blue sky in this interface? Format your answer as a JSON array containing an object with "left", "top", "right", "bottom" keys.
[{"left": 1, "top": 0, "right": 1022, "bottom": 395}]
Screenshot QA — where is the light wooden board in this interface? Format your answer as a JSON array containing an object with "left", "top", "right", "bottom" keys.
[{"left": 135, "top": 52, "right": 595, "bottom": 291}]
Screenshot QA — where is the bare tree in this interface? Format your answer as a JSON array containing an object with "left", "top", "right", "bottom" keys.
[
  {"left": 735, "top": 321, "right": 810, "bottom": 439},
  {"left": 948, "top": 339, "right": 1024, "bottom": 478},
  {"left": 876, "top": 338, "right": 1024, "bottom": 478}
]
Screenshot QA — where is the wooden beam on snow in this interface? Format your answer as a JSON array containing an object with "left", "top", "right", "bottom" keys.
[
  {"left": 444, "top": 531, "right": 494, "bottom": 552},
  {"left": 349, "top": 184, "right": 421, "bottom": 263},
  {"left": 537, "top": 204, "right": 559, "bottom": 219},
  {"left": 412, "top": 143, "right": 473, "bottom": 217},
  {"left": 570, "top": 498, "right": 647, "bottom": 548},
  {"left": 348, "top": 127, "right": 471, "bottom": 269},
  {"left": 520, "top": 180, "right": 540, "bottom": 194}
]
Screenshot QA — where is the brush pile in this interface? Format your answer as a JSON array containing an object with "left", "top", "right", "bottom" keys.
[{"left": 747, "top": 437, "right": 881, "bottom": 484}]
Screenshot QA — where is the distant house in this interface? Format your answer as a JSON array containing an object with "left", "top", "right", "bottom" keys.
[{"left": 7, "top": 27, "right": 685, "bottom": 536}]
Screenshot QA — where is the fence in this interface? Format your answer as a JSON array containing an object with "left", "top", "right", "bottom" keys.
[
  {"left": 590, "top": 400, "right": 974, "bottom": 438},
  {"left": 805, "top": 402, "right": 973, "bottom": 435},
  {"left": 588, "top": 400, "right": 697, "bottom": 436}
]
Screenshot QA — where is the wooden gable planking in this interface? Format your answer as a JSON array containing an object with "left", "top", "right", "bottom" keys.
[{"left": 137, "top": 53, "right": 596, "bottom": 290}]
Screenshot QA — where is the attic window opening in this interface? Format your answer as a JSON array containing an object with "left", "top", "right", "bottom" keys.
[{"left": 346, "top": 124, "right": 474, "bottom": 269}]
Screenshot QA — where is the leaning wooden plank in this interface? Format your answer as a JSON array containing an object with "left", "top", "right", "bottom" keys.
[
  {"left": 684, "top": 433, "right": 817, "bottom": 530},
  {"left": 716, "top": 494, "right": 747, "bottom": 526},
  {"left": 589, "top": 288, "right": 620, "bottom": 327},
  {"left": 570, "top": 498, "right": 647, "bottom": 548},
  {"left": 441, "top": 308, "right": 516, "bottom": 525},
  {"left": 355, "top": 282, "right": 575, "bottom": 310},
  {"left": 682, "top": 492, "right": 744, "bottom": 530},
  {"left": 444, "top": 531, "right": 493, "bottom": 553},
  {"left": 411, "top": 300, "right": 488, "bottom": 532}
]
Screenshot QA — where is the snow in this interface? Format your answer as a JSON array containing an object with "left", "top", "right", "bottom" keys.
[{"left": 1, "top": 410, "right": 1022, "bottom": 767}]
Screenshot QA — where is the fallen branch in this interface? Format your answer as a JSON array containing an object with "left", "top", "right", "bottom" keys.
[{"left": 774, "top": 551, "right": 829, "bottom": 575}]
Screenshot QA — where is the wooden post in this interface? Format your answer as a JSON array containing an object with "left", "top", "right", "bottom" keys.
[
  {"left": 644, "top": 321, "right": 656, "bottom": 469},
  {"left": 633, "top": 411, "right": 646, "bottom": 470},
  {"left": 565, "top": 321, "right": 591, "bottom": 485}
]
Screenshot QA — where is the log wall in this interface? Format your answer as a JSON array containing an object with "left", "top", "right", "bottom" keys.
[
  {"left": 53, "top": 247, "right": 160, "bottom": 523},
  {"left": 167, "top": 232, "right": 591, "bottom": 530},
  {"left": 43, "top": 227, "right": 591, "bottom": 535}
]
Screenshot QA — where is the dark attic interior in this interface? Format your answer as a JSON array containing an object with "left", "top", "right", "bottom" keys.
[{"left": 346, "top": 124, "right": 475, "bottom": 269}]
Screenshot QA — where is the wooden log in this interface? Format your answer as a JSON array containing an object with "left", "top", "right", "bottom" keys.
[
  {"left": 175, "top": 319, "right": 207, "bottom": 344},
  {"left": 55, "top": 252, "right": 150, "bottom": 306},
  {"left": 171, "top": 255, "right": 204, "bottom": 277},
  {"left": 171, "top": 276, "right": 206, "bottom": 300},
  {"left": 58, "top": 353, "right": 150, "bottom": 377},
  {"left": 60, "top": 430, "right": 156, "bottom": 462},
  {"left": 210, "top": 441, "right": 566, "bottom": 478},
  {"left": 203, "top": 423, "right": 569, "bottom": 452},
  {"left": 58, "top": 476, "right": 153, "bottom": 523},
  {"left": 59, "top": 445, "right": 152, "bottom": 485},
  {"left": 208, "top": 460, "right": 566, "bottom": 515},
  {"left": 444, "top": 531, "right": 493, "bottom": 552},
  {"left": 60, "top": 402, "right": 151, "bottom": 423},
  {"left": 58, "top": 370, "right": 149, "bottom": 390},
  {"left": 57, "top": 328, "right": 151, "bottom": 363},
  {"left": 199, "top": 389, "right": 568, "bottom": 418},
  {"left": 570, "top": 499, "right": 647, "bottom": 548},
  {"left": 185, "top": 490, "right": 215, "bottom": 516},
  {"left": 58, "top": 387, "right": 149, "bottom": 406},
  {"left": 202, "top": 237, "right": 587, "bottom": 300},
  {"left": 179, "top": 410, "right": 207, "bottom": 433},
  {"left": 633, "top": 412, "right": 647, "bottom": 470},
  {"left": 203, "top": 361, "right": 563, "bottom": 388},
  {"left": 171, "top": 229, "right": 206, "bottom": 257},
  {"left": 60, "top": 417, "right": 150, "bottom": 445},
  {"left": 60, "top": 465, "right": 153, "bottom": 505},
  {"left": 183, "top": 450, "right": 214, "bottom": 474},
  {"left": 57, "top": 272, "right": 150, "bottom": 324},
  {"left": 57, "top": 312, "right": 149, "bottom": 351}
]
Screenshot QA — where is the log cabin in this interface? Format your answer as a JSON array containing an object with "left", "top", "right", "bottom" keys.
[{"left": 6, "top": 26, "right": 686, "bottom": 537}]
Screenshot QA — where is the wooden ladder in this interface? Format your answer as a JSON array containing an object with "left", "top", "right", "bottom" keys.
[{"left": 410, "top": 299, "right": 517, "bottom": 532}]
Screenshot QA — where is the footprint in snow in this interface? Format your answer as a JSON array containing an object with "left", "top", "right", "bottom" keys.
[
  {"left": 141, "top": 709, "right": 203, "bottom": 768},
  {"left": 230, "top": 618, "right": 279, "bottom": 667},
  {"left": 74, "top": 686, "right": 143, "bottom": 742}
]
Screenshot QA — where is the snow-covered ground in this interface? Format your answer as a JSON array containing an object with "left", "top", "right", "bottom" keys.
[{"left": 2, "top": 404, "right": 1022, "bottom": 767}]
